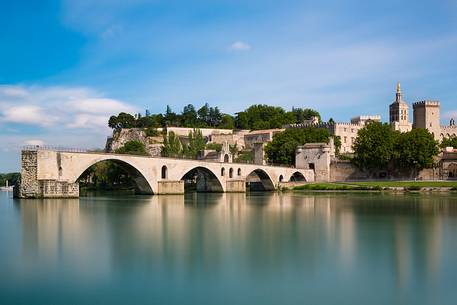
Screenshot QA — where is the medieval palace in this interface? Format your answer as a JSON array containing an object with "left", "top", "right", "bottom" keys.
[{"left": 288, "top": 82, "right": 457, "bottom": 153}]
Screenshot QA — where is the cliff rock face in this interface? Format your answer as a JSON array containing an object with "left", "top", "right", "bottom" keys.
[{"left": 105, "top": 128, "right": 163, "bottom": 156}]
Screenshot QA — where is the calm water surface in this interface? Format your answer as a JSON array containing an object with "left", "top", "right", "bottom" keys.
[{"left": 1, "top": 191, "right": 457, "bottom": 305}]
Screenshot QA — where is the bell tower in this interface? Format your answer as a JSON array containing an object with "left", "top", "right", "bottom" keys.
[{"left": 389, "top": 82, "right": 412, "bottom": 132}]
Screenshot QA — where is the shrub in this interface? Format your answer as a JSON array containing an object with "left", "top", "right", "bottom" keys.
[{"left": 206, "top": 143, "right": 223, "bottom": 152}]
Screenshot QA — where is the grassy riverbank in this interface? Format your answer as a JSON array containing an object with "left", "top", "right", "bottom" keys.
[{"left": 292, "top": 181, "right": 457, "bottom": 191}]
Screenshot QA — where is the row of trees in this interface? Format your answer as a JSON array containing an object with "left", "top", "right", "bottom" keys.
[
  {"left": 108, "top": 104, "right": 321, "bottom": 131},
  {"left": 352, "top": 123, "right": 439, "bottom": 176}
]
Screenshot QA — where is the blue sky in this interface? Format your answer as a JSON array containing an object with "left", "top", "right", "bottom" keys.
[{"left": 1, "top": 0, "right": 457, "bottom": 172}]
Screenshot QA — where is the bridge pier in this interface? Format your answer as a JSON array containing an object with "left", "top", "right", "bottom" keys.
[
  {"left": 226, "top": 180, "right": 246, "bottom": 192},
  {"left": 157, "top": 181, "right": 184, "bottom": 194}
]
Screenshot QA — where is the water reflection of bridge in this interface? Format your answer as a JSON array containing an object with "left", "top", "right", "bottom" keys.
[{"left": 15, "top": 193, "right": 455, "bottom": 287}]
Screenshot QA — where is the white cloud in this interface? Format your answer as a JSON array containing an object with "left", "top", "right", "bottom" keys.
[
  {"left": 66, "top": 114, "right": 110, "bottom": 129},
  {"left": 0, "top": 85, "right": 136, "bottom": 132},
  {"left": 66, "top": 98, "right": 134, "bottom": 114},
  {"left": 0, "top": 86, "right": 28, "bottom": 98},
  {"left": 1, "top": 105, "right": 58, "bottom": 127},
  {"left": 229, "top": 41, "right": 251, "bottom": 51}
]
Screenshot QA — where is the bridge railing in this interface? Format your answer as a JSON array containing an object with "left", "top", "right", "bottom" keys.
[{"left": 22, "top": 145, "right": 88, "bottom": 153}]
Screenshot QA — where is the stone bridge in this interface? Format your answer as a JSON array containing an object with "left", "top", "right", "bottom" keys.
[{"left": 16, "top": 148, "right": 314, "bottom": 198}]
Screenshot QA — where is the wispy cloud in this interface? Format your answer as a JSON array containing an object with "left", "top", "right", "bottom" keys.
[
  {"left": 443, "top": 110, "right": 457, "bottom": 120},
  {"left": 0, "top": 85, "right": 136, "bottom": 131},
  {"left": 229, "top": 41, "right": 251, "bottom": 52}
]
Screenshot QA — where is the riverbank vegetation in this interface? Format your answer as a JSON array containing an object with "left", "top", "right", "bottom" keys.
[
  {"left": 293, "top": 181, "right": 457, "bottom": 191},
  {"left": 0, "top": 173, "right": 20, "bottom": 186}
]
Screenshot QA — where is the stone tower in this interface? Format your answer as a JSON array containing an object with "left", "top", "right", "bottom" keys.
[
  {"left": 413, "top": 100, "right": 441, "bottom": 140},
  {"left": 389, "top": 82, "right": 412, "bottom": 132}
]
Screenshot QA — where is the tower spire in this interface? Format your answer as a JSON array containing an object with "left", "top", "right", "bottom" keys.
[{"left": 395, "top": 81, "right": 403, "bottom": 103}]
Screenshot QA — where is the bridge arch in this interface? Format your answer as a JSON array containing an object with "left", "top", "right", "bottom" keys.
[
  {"left": 289, "top": 171, "right": 306, "bottom": 182},
  {"left": 76, "top": 158, "right": 155, "bottom": 194},
  {"left": 246, "top": 168, "right": 275, "bottom": 191},
  {"left": 180, "top": 166, "right": 225, "bottom": 192}
]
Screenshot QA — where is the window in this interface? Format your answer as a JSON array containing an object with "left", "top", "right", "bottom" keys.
[
  {"left": 279, "top": 175, "right": 284, "bottom": 182},
  {"left": 229, "top": 168, "right": 233, "bottom": 178},
  {"left": 221, "top": 168, "right": 225, "bottom": 176},
  {"left": 344, "top": 136, "right": 347, "bottom": 143},
  {"left": 309, "top": 163, "right": 315, "bottom": 170},
  {"left": 161, "top": 166, "right": 167, "bottom": 179},
  {"left": 237, "top": 168, "right": 241, "bottom": 176}
]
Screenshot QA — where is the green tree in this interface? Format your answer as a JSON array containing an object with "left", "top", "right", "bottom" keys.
[
  {"left": 352, "top": 122, "right": 398, "bottom": 172},
  {"left": 161, "top": 131, "right": 183, "bottom": 158},
  {"left": 115, "top": 140, "right": 149, "bottom": 156},
  {"left": 164, "top": 105, "right": 178, "bottom": 126},
  {"left": 235, "top": 104, "right": 291, "bottom": 130},
  {"left": 197, "top": 103, "right": 210, "bottom": 126},
  {"left": 181, "top": 104, "right": 198, "bottom": 127},
  {"left": 108, "top": 112, "right": 136, "bottom": 130},
  {"left": 288, "top": 108, "right": 321, "bottom": 123},
  {"left": 441, "top": 136, "right": 457, "bottom": 148},
  {"left": 219, "top": 114, "right": 235, "bottom": 129},
  {"left": 394, "top": 128, "right": 438, "bottom": 175},
  {"left": 265, "top": 127, "right": 330, "bottom": 165},
  {"left": 333, "top": 136, "right": 342, "bottom": 155},
  {"left": 137, "top": 115, "right": 159, "bottom": 128},
  {"left": 183, "top": 129, "right": 206, "bottom": 158}
]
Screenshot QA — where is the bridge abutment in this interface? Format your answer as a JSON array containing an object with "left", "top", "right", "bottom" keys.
[{"left": 15, "top": 150, "right": 80, "bottom": 198}]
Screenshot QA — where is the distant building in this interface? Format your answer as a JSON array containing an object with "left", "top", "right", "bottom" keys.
[
  {"left": 243, "top": 129, "right": 284, "bottom": 149},
  {"left": 389, "top": 82, "right": 412, "bottom": 132}
]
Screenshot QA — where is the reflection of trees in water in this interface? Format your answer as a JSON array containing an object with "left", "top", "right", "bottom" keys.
[{"left": 14, "top": 193, "right": 457, "bottom": 286}]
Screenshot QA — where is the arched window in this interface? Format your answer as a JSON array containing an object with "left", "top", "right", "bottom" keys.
[
  {"left": 221, "top": 168, "right": 225, "bottom": 176},
  {"left": 279, "top": 175, "right": 283, "bottom": 182},
  {"left": 237, "top": 168, "right": 241, "bottom": 176},
  {"left": 161, "top": 165, "right": 167, "bottom": 179},
  {"left": 224, "top": 154, "right": 229, "bottom": 163},
  {"left": 229, "top": 168, "right": 233, "bottom": 178}
]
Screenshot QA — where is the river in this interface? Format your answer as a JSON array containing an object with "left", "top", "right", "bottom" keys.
[{"left": 0, "top": 191, "right": 456, "bottom": 305}]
